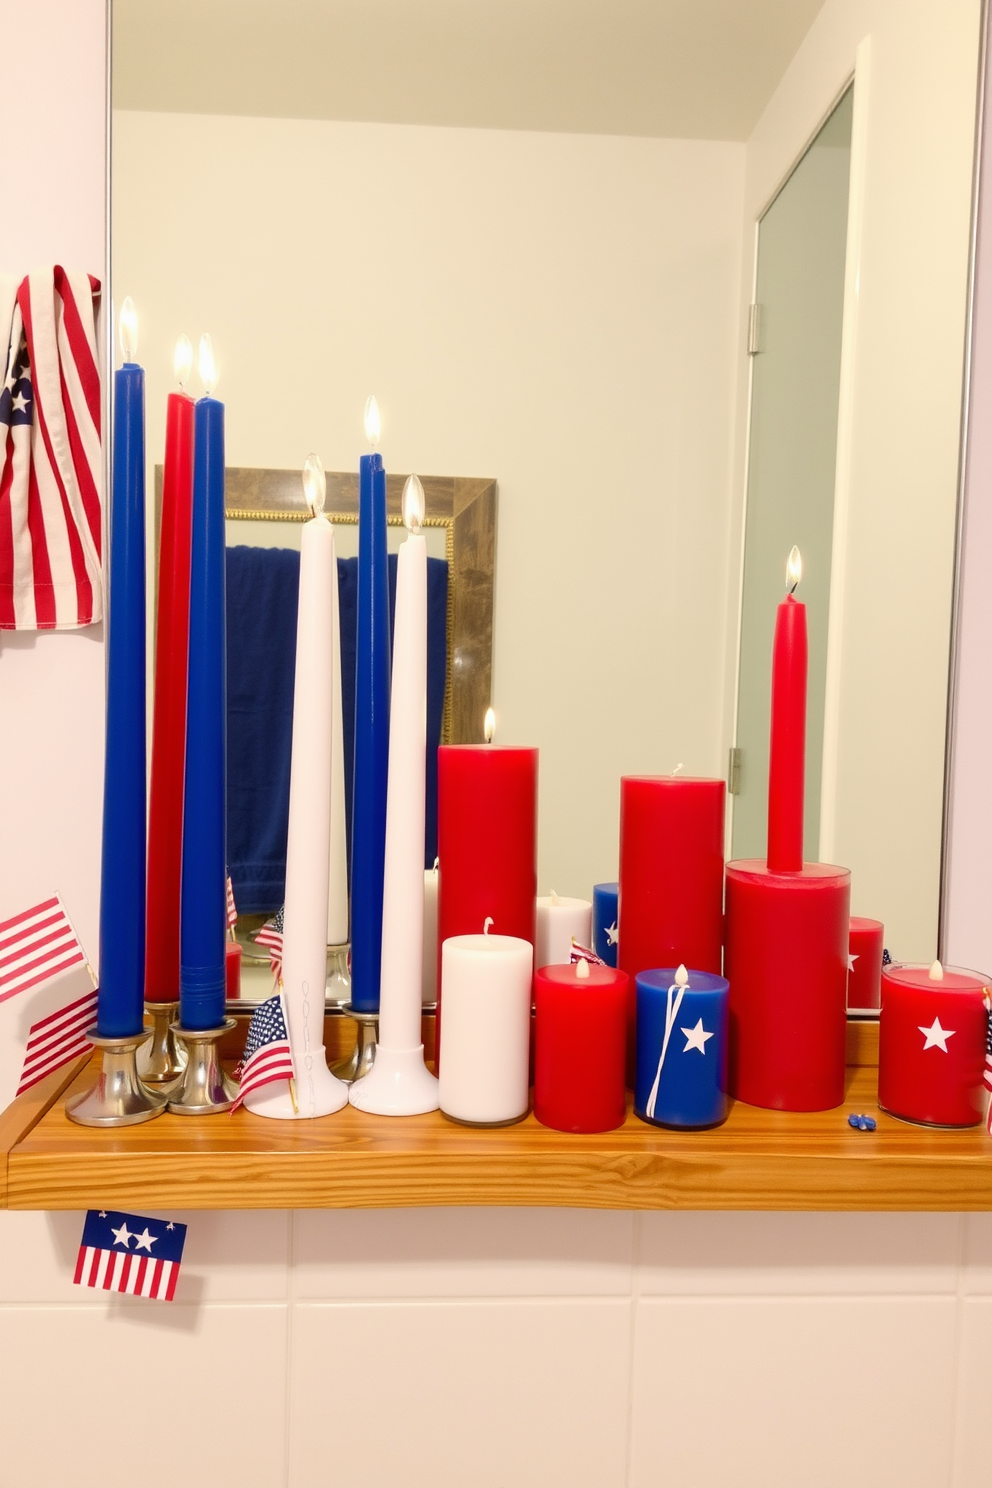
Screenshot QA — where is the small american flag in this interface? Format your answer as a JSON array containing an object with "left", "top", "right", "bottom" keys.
[
  {"left": 0, "top": 894, "right": 87, "bottom": 1004},
  {"left": 74, "top": 1209, "right": 187, "bottom": 1302},
  {"left": 18, "top": 984, "right": 97, "bottom": 1095},
  {"left": 254, "top": 905, "right": 284, "bottom": 978},
  {"left": 882, "top": 949, "right": 892, "bottom": 966},
  {"left": 231, "top": 991, "right": 294, "bottom": 1112},
  {"left": 569, "top": 939, "right": 606, "bottom": 967},
  {"left": 226, "top": 875, "right": 238, "bottom": 930}
]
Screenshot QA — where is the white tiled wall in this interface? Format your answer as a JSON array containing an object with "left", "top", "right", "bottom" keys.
[{"left": 1, "top": 1207, "right": 988, "bottom": 1488}]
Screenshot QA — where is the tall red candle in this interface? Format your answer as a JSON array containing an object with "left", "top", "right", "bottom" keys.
[
  {"left": 437, "top": 734, "right": 537, "bottom": 1064},
  {"left": 767, "top": 547, "right": 807, "bottom": 872},
  {"left": 144, "top": 368, "right": 195, "bottom": 1003},
  {"left": 878, "top": 962, "right": 989, "bottom": 1126},
  {"left": 618, "top": 776, "right": 725, "bottom": 1080},
  {"left": 535, "top": 961, "right": 629, "bottom": 1133}
]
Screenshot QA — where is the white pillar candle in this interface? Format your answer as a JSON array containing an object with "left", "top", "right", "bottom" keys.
[
  {"left": 350, "top": 475, "right": 438, "bottom": 1114},
  {"left": 438, "top": 931, "right": 533, "bottom": 1124},
  {"left": 535, "top": 892, "right": 593, "bottom": 969},
  {"left": 246, "top": 455, "right": 348, "bottom": 1119},
  {"left": 422, "top": 861, "right": 438, "bottom": 1004},
  {"left": 327, "top": 541, "right": 349, "bottom": 948}
]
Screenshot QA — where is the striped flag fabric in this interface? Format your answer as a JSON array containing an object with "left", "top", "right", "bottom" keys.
[
  {"left": 0, "top": 895, "right": 87, "bottom": 1004},
  {"left": 254, "top": 904, "right": 284, "bottom": 978},
  {"left": 232, "top": 991, "right": 294, "bottom": 1112},
  {"left": 0, "top": 267, "right": 102, "bottom": 631},
  {"left": 73, "top": 1209, "right": 187, "bottom": 1303},
  {"left": 569, "top": 939, "right": 606, "bottom": 967},
  {"left": 226, "top": 875, "right": 238, "bottom": 930},
  {"left": 17, "top": 985, "right": 97, "bottom": 1095}
]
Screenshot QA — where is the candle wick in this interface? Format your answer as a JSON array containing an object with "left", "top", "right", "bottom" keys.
[
  {"left": 575, "top": 957, "right": 590, "bottom": 981},
  {"left": 483, "top": 916, "right": 494, "bottom": 935}
]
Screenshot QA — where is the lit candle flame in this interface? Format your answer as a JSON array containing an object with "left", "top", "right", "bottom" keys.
[
  {"left": 928, "top": 959, "right": 944, "bottom": 981},
  {"left": 198, "top": 333, "right": 218, "bottom": 395},
  {"left": 119, "top": 296, "right": 138, "bottom": 363},
  {"left": 173, "top": 334, "right": 193, "bottom": 391},
  {"left": 402, "top": 473, "right": 425, "bottom": 533},
  {"left": 484, "top": 707, "right": 495, "bottom": 744},
  {"left": 576, "top": 957, "right": 590, "bottom": 980},
  {"left": 675, "top": 964, "right": 689, "bottom": 987},
  {"left": 364, "top": 395, "right": 381, "bottom": 448},
  {"left": 786, "top": 545, "right": 803, "bottom": 594},
  {"left": 303, "top": 453, "right": 327, "bottom": 517}
]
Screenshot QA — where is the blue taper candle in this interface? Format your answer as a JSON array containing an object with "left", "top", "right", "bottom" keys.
[
  {"left": 97, "top": 298, "right": 147, "bottom": 1038},
  {"left": 180, "top": 336, "right": 227, "bottom": 1031},
  {"left": 350, "top": 398, "right": 391, "bottom": 1013}
]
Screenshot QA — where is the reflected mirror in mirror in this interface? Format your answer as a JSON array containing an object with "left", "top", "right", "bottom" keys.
[{"left": 114, "top": 0, "right": 984, "bottom": 966}]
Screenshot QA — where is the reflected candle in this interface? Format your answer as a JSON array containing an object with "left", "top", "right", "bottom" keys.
[{"left": 848, "top": 917, "right": 884, "bottom": 1015}]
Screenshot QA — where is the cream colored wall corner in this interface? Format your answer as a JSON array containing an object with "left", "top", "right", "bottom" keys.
[{"left": 723, "top": 0, "right": 982, "bottom": 961}]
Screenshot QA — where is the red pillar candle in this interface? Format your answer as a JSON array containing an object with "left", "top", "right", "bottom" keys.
[
  {"left": 618, "top": 775, "right": 725, "bottom": 1080},
  {"left": 225, "top": 941, "right": 242, "bottom": 1002},
  {"left": 437, "top": 720, "right": 537, "bottom": 1063},
  {"left": 848, "top": 917, "right": 884, "bottom": 1015},
  {"left": 534, "top": 961, "right": 629, "bottom": 1133},
  {"left": 145, "top": 345, "right": 195, "bottom": 1004},
  {"left": 878, "top": 961, "right": 990, "bottom": 1126},
  {"left": 767, "top": 546, "right": 806, "bottom": 872},
  {"left": 725, "top": 860, "right": 850, "bottom": 1109}
]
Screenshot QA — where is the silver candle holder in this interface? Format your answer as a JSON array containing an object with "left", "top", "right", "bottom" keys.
[
  {"left": 137, "top": 1000, "right": 187, "bottom": 1092},
  {"left": 66, "top": 1028, "right": 169, "bottom": 1127},
  {"left": 167, "top": 1018, "right": 238, "bottom": 1114}
]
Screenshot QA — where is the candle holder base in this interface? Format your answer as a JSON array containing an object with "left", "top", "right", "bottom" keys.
[
  {"left": 65, "top": 1030, "right": 169, "bottom": 1127},
  {"left": 137, "top": 1001, "right": 187, "bottom": 1092},
  {"left": 167, "top": 1020, "right": 238, "bottom": 1115},
  {"left": 243, "top": 1049, "right": 349, "bottom": 1119},
  {"left": 325, "top": 942, "right": 351, "bottom": 1009},
  {"left": 330, "top": 1003, "right": 378, "bottom": 1084},
  {"left": 349, "top": 1043, "right": 439, "bottom": 1115}
]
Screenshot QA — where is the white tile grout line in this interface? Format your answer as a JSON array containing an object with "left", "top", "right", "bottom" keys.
[
  {"left": 284, "top": 1210, "right": 296, "bottom": 1488},
  {"left": 947, "top": 1213, "right": 968, "bottom": 1488},
  {"left": 623, "top": 1214, "right": 642, "bottom": 1488}
]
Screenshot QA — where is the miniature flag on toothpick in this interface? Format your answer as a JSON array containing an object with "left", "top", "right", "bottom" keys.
[
  {"left": 226, "top": 875, "right": 238, "bottom": 931},
  {"left": 569, "top": 939, "right": 606, "bottom": 967},
  {"left": 73, "top": 1209, "right": 187, "bottom": 1302},
  {"left": 231, "top": 990, "right": 294, "bottom": 1112},
  {"left": 17, "top": 984, "right": 97, "bottom": 1095},
  {"left": 254, "top": 904, "right": 284, "bottom": 979},
  {"left": 0, "top": 895, "right": 87, "bottom": 1002}
]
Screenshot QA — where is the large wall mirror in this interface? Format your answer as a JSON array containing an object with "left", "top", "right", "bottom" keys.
[{"left": 112, "top": 0, "right": 985, "bottom": 965}]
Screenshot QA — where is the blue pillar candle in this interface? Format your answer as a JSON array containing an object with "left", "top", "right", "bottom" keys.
[
  {"left": 180, "top": 339, "right": 227, "bottom": 1031},
  {"left": 97, "top": 301, "right": 147, "bottom": 1039},
  {"left": 350, "top": 399, "right": 391, "bottom": 1013},
  {"left": 634, "top": 966, "right": 729, "bottom": 1129},
  {"left": 593, "top": 882, "right": 619, "bottom": 967}
]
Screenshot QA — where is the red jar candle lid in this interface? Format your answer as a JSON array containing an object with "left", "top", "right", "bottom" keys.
[{"left": 878, "top": 961, "right": 990, "bottom": 1127}]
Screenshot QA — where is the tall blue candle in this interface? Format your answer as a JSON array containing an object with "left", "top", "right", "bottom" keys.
[
  {"left": 97, "top": 298, "right": 147, "bottom": 1039},
  {"left": 180, "top": 336, "right": 227, "bottom": 1031},
  {"left": 350, "top": 396, "right": 391, "bottom": 1013},
  {"left": 593, "top": 882, "right": 619, "bottom": 968},
  {"left": 634, "top": 966, "right": 729, "bottom": 1129}
]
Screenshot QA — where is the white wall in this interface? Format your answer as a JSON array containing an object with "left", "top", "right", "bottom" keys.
[
  {"left": 724, "top": 0, "right": 981, "bottom": 961},
  {"left": 112, "top": 111, "right": 745, "bottom": 899}
]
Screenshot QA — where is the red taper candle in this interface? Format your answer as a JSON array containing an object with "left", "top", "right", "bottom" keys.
[
  {"left": 437, "top": 711, "right": 537, "bottom": 1066},
  {"left": 144, "top": 338, "right": 195, "bottom": 1003},
  {"left": 878, "top": 961, "right": 989, "bottom": 1126},
  {"left": 535, "top": 960, "right": 629, "bottom": 1133},
  {"left": 767, "top": 545, "right": 806, "bottom": 872}
]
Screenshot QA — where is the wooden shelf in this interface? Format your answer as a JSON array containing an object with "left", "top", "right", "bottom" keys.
[{"left": 2, "top": 1020, "right": 991, "bottom": 1211}]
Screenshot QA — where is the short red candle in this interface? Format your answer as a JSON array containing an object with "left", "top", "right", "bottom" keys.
[
  {"left": 878, "top": 962, "right": 989, "bottom": 1126},
  {"left": 618, "top": 776, "right": 725, "bottom": 1079},
  {"left": 437, "top": 743, "right": 537, "bottom": 1063},
  {"left": 848, "top": 917, "right": 884, "bottom": 1014},
  {"left": 767, "top": 584, "right": 807, "bottom": 873},
  {"left": 145, "top": 389, "right": 195, "bottom": 1003},
  {"left": 725, "top": 859, "right": 850, "bottom": 1110},
  {"left": 534, "top": 962, "right": 629, "bottom": 1133},
  {"left": 225, "top": 941, "right": 242, "bottom": 1002}
]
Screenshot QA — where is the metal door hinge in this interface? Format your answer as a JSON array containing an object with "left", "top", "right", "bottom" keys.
[
  {"left": 728, "top": 746, "right": 742, "bottom": 795},
  {"left": 747, "top": 303, "right": 762, "bottom": 355}
]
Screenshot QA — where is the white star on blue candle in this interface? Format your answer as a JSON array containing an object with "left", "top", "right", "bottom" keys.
[
  {"left": 681, "top": 1019, "right": 714, "bottom": 1054},
  {"left": 605, "top": 922, "right": 618, "bottom": 947},
  {"left": 919, "top": 1017, "right": 955, "bottom": 1052},
  {"left": 110, "top": 1221, "right": 133, "bottom": 1248}
]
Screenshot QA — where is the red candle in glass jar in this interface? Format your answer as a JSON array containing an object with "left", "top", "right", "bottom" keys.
[
  {"left": 534, "top": 961, "right": 629, "bottom": 1133},
  {"left": 848, "top": 917, "right": 884, "bottom": 1015},
  {"left": 437, "top": 720, "right": 537, "bottom": 1063},
  {"left": 618, "top": 775, "right": 725, "bottom": 1079},
  {"left": 878, "top": 961, "right": 989, "bottom": 1126},
  {"left": 225, "top": 941, "right": 242, "bottom": 1001},
  {"left": 145, "top": 359, "right": 195, "bottom": 1004}
]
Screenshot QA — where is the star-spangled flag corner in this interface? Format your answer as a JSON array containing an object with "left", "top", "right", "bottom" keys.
[
  {"left": 231, "top": 991, "right": 294, "bottom": 1112},
  {"left": 569, "top": 939, "right": 606, "bottom": 967},
  {"left": 254, "top": 904, "right": 284, "bottom": 979},
  {"left": 74, "top": 1209, "right": 187, "bottom": 1302}
]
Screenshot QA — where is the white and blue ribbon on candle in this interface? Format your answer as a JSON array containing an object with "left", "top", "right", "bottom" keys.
[{"left": 645, "top": 964, "right": 689, "bottom": 1121}]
